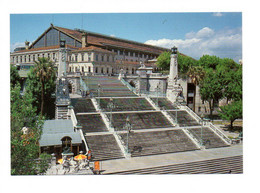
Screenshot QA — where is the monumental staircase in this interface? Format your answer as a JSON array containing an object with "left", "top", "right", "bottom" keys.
[{"left": 67, "top": 75, "right": 231, "bottom": 162}]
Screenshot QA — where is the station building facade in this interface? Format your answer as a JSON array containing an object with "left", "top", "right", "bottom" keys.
[{"left": 10, "top": 24, "right": 168, "bottom": 75}]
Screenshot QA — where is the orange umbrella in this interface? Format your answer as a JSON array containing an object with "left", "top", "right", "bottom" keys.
[
  {"left": 74, "top": 154, "right": 87, "bottom": 161},
  {"left": 58, "top": 158, "right": 63, "bottom": 164}
]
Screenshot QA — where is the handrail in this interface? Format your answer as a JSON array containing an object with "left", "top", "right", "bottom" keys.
[
  {"left": 208, "top": 123, "right": 232, "bottom": 144},
  {"left": 180, "top": 105, "right": 202, "bottom": 123},
  {"left": 121, "top": 78, "right": 137, "bottom": 94},
  {"left": 182, "top": 128, "right": 202, "bottom": 149},
  {"left": 180, "top": 105, "right": 231, "bottom": 145},
  {"left": 69, "top": 107, "right": 77, "bottom": 127}
]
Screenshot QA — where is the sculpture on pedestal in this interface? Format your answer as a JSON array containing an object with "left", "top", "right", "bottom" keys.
[{"left": 166, "top": 46, "right": 185, "bottom": 104}]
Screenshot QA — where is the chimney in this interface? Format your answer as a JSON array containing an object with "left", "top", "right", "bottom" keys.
[
  {"left": 25, "top": 41, "right": 30, "bottom": 50},
  {"left": 82, "top": 32, "right": 88, "bottom": 47}
]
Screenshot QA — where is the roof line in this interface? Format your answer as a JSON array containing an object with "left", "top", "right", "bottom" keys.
[{"left": 55, "top": 25, "right": 170, "bottom": 52}]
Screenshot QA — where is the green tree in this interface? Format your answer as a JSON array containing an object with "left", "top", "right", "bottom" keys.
[
  {"left": 26, "top": 57, "right": 56, "bottom": 117},
  {"left": 156, "top": 51, "right": 196, "bottom": 74},
  {"left": 178, "top": 53, "right": 197, "bottom": 75},
  {"left": 217, "top": 58, "right": 242, "bottom": 102},
  {"left": 219, "top": 100, "right": 242, "bottom": 130},
  {"left": 187, "top": 65, "right": 206, "bottom": 85},
  {"left": 199, "top": 68, "right": 224, "bottom": 118},
  {"left": 198, "top": 55, "right": 220, "bottom": 70},
  {"left": 156, "top": 51, "right": 171, "bottom": 71},
  {"left": 10, "top": 64, "right": 20, "bottom": 87},
  {"left": 11, "top": 84, "right": 47, "bottom": 175}
]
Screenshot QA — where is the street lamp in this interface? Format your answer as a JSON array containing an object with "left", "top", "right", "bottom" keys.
[
  {"left": 124, "top": 116, "right": 132, "bottom": 154},
  {"left": 97, "top": 84, "right": 101, "bottom": 107},
  {"left": 171, "top": 46, "right": 178, "bottom": 54},
  {"left": 155, "top": 84, "right": 159, "bottom": 107},
  {"left": 107, "top": 98, "right": 115, "bottom": 128},
  {"left": 200, "top": 113, "right": 205, "bottom": 146}
]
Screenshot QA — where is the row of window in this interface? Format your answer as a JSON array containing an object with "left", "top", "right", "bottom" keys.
[
  {"left": 111, "top": 49, "right": 155, "bottom": 59},
  {"left": 69, "top": 65, "right": 136, "bottom": 75},
  {"left": 11, "top": 52, "right": 56, "bottom": 63}
]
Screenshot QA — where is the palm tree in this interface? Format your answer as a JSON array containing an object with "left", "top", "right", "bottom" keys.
[
  {"left": 33, "top": 57, "right": 55, "bottom": 116},
  {"left": 187, "top": 66, "right": 205, "bottom": 86}
]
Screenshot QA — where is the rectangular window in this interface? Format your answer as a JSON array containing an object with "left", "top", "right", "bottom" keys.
[
  {"left": 53, "top": 53, "right": 55, "bottom": 60},
  {"left": 96, "top": 55, "right": 98, "bottom": 61},
  {"left": 82, "top": 54, "right": 84, "bottom": 61}
]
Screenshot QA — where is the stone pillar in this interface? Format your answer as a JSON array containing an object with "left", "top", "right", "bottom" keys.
[
  {"left": 82, "top": 32, "right": 88, "bottom": 48},
  {"left": 25, "top": 41, "right": 30, "bottom": 50},
  {"left": 58, "top": 40, "right": 67, "bottom": 78},
  {"left": 169, "top": 52, "right": 178, "bottom": 82},
  {"left": 167, "top": 46, "right": 183, "bottom": 103}
]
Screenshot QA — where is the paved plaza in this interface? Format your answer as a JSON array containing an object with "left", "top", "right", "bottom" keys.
[{"left": 100, "top": 144, "right": 243, "bottom": 174}]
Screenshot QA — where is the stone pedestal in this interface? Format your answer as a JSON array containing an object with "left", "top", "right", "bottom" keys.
[{"left": 167, "top": 83, "right": 183, "bottom": 104}]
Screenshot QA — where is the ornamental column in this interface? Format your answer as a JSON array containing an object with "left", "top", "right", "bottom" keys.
[
  {"left": 58, "top": 39, "right": 67, "bottom": 78},
  {"left": 166, "top": 46, "right": 183, "bottom": 104}
]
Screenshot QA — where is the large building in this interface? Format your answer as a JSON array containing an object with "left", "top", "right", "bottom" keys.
[{"left": 10, "top": 24, "right": 169, "bottom": 75}]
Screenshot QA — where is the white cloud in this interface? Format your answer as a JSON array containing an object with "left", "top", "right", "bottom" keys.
[
  {"left": 10, "top": 42, "right": 25, "bottom": 52},
  {"left": 110, "top": 34, "right": 116, "bottom": 37},
  {"left": 145, "top": 27, "right": 242, "bottom": 62},
  {"left": 213, "top": 12, "right": 223, "bottom": 17}
]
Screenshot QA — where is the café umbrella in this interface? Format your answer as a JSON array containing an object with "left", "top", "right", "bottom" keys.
[{"left": 74, "top": 154, "right": 87, "bottom": 161}]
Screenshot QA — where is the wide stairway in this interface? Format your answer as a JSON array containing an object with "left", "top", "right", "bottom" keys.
[
  {"left": 118, "top": 130, "right": 199, "bottom": 157},
  {"left": 187, "top": 127, "right": 229, "bottom": 149},
  {"left": 104, "top": 155, "right": 243, "bottom": 174},
  {"left": 69, "top": 77, "right": 231, "bottom": 162},
  {"left": 84, "top": 76, "right": 136, "bottom": 97},
  {"left": 167, "top": 110, "right": 201, "bottom": 127},
  {"left": 71, "top": 98, "right": 96, "bottom": 113},
  {"left": 76, "top": 114, "right": 108, "bottom": 133},
  {"left": 85, "top": 134, "right": 124, "bottom": 161},
  {"left": 109, "top": 112, "right": 173, "bottom": 131},
  {"left": 150, "top": 97, "right": 178, "bottom": 110},
  {"left": 100, "top": 98, "right": 154, "bottom": 112}
]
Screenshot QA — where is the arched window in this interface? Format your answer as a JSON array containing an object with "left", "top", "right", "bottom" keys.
[
  {"left": 61, "top": 136, "right": 72, "bottom": 152},
  {"left": 82, "top": 53, "right": 84, "bottom": 61}
]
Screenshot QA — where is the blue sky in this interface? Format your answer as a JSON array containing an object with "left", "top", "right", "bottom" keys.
[{"left": 10, "top": 12, "right": 242, "bottom": 62}]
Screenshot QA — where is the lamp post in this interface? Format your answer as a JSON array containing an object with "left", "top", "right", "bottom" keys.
[
  {"left": 107, "top": 98, "right": 115, "bottom": 128},
  {"left": 97, "top": 84, "right": 101, "bottom": 107},
  {"left": 124, "top": 116, "right": 132, "bottom": 154},
  {"left": 201, "top": 113, "right": 204, "bottom": 146},
  {"left": 156, "top": 84, "right": 159, "bottom": 107}
]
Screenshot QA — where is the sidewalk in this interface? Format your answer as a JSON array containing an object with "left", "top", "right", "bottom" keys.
[{"left": 100, "top": 144, "right": 243, "bottom": 174}]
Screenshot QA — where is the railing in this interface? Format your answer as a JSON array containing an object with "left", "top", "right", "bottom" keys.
[
  {"left": 113, "top": 132, "right": 130, "bottom": 158},
  {"left": 182, "top": 128, "right": 203, "bottom": 149},
  {"left": 179, "top": 105, "right": 231, "bottom": 145},
  {"left": 180, "top": 105, "right": 202, "bottom": 123},
  {"left": 68, "top": 107, "right": 77, "bottom": 127},
  {"left": 139, "top": 90, "right": 166, "bottom": 97},
  {"left": 208, "top": 122, "right": 232, "bottom": 144},
  {"left": 121, "top": 78, "right": 137, "bottom": 93}
]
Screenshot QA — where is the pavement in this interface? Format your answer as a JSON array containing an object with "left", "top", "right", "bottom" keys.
[{"left": 100, "top": 144, "right": 243, "bottom": 174}]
